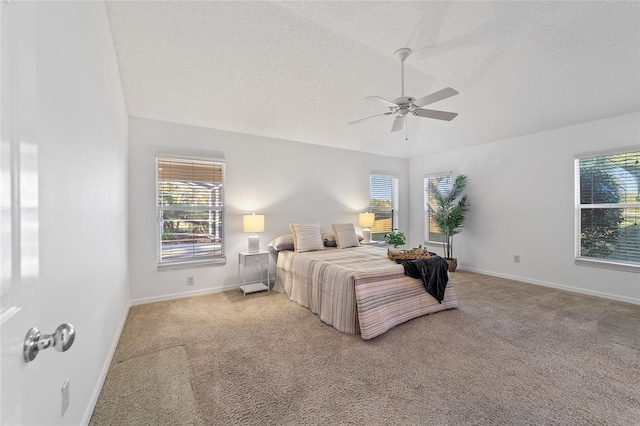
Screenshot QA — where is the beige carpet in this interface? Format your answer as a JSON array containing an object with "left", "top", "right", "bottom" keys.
[{"left": 90, "top": 271, "right": 640, "bottom": 425}]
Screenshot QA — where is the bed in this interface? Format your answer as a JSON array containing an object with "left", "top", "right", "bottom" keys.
[{"left": 273, "top": 244, "right": 458, "bottom": 340}]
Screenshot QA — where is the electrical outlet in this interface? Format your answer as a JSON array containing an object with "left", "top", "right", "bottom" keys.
[
  {"left": 513, "top": 255, "right": 521, "bottom": 263},
  {"left": 187, "top": 276, "right": 194, "bottom": 286},
  {"left": 61, "top": 379, "right": 70, "bottom": 417}
]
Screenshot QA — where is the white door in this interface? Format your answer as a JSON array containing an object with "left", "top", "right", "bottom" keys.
[{"left": 1, "top": 2, "right": 42, "bottom": 424}]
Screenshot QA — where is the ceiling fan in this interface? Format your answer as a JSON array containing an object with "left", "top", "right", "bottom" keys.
[{"left": 350, "top": 48, "right": 459, "bottom": 133}]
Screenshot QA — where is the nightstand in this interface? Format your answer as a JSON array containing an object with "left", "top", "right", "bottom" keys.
[{"left": 238, "top": 251, "right": 269, "bottom": 295}]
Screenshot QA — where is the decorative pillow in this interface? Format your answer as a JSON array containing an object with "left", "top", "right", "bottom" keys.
[
  {"left": 290, "top": 223, "right": 324, "bottom": 253},
  {"left": 267, "top": 234, "right": 295, "bottom": 251},
  {"left": 332, "top": 223, "right": 360, "bottom": 249},
  {"left": 322, "top": 232, "right": 337, "bottom": 247},
  {"left": 322, "top": 232, "right": 363, "bottom": 247}
]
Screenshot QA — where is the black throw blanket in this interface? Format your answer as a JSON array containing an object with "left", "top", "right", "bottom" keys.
[{"left": 396, "top": 254, "right": 449, "bottom": 303}]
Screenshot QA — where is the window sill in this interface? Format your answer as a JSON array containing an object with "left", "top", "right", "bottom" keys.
[
  {"left": 575, "top": 257, "right": 640, "bottom": 273},
  {"left": 157, "top": 258, "right": 226, "bottom": 271}
]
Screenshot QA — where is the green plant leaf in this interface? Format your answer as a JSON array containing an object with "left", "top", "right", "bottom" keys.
[{"left": 429, "top": 174, "right": 470, "bottom": 258}]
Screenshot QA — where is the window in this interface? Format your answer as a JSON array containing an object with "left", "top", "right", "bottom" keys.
[
  {"left": 424, "top": 173, "right": 452, "bottom": 243},
  {"left": 575, "top": 149, "right": 639, "bottom": 270},
  {"left": 157, "top": 157, "right": 225, "bottom": 267},
  {"left": 369, "top": 175, "right": 399, "bottom": 241}
]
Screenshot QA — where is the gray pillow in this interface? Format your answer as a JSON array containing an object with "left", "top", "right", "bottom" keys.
[
  {"left": 322, "top": 232, "right": 337, "bottom": 247},
  {"left": 267, "top": 234, "right": 294, "bottom": 251},
  {"left": 323, "top": 232, "right": 363, "bottom": 247}
]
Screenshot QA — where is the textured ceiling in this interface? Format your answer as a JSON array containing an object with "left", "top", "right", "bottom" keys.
[{"left": 105, "top": 1, "right": 640, "bottom": 159}]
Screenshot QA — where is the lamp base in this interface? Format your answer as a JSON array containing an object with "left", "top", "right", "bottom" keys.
[
  {"left": 362, "top": 228, "right": 371, "bottom": 243},
  {"left": 248, "top": 235, "right": 260, "bottom": 253}
]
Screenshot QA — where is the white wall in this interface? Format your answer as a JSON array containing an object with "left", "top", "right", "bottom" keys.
[
  {"left": 409, "top": 112, "right": 640, "bottom": 304},
  {"left": 128, "top": 117, "right": 409, "bottom": 302},
  {"left": 2, "top": 2, "right": 129, "bottom": 425}
]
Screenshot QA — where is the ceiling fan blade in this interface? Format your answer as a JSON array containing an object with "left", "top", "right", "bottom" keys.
[
  {"left": 349, "top": 112, "right": 393, "bottom": 125},
  {"left": 366, "top": 96, "right": 399, "bottom": 108},
  {"left": 413, "top": 108, "right": 458, "bottom": 121},
  {"left": 391, "top": 115, "right": 406, "bottom": 132},
  {"left": 413, "top": 87, "right": 459, "bottom": 107}
]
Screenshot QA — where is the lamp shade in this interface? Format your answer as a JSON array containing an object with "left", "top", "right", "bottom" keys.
[
  {"left": 243, "top": 214, "right": 265, "bottom": 233},
  {"left": 358, "top": 212, "right": 376, "bottom": 228}
]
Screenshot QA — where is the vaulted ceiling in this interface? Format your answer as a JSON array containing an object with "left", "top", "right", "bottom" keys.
[{"left": 105, "top": 1, "right": 640, "bottom": 159}]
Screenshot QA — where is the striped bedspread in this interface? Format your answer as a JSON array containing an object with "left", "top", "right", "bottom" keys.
[{"left": 274, "top": 245, "right": 458, "bottom": 340}]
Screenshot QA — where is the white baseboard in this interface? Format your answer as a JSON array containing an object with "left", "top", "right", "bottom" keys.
[
  {"left": 130, "top": 284, "right": 242, "bottom": 306},
  {"left": 81, "top": 301, "right": 131, "bottom": 426},
  {"left": 459, "top": 266, "right": 640, "bottom": 305}
]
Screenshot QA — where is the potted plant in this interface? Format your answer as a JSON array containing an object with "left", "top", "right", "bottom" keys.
[
  {"left": 385, "top": 230, "right": 406, "bottom": 248},
  {"left": 429, "top": 174, "right": 470, "bottom": 272}
]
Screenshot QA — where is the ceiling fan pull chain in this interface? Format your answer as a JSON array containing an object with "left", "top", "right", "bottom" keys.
[{"left": 406, "top": 116, "right": 410, "bottom": 141}]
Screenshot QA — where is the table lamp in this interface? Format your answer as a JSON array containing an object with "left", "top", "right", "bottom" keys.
[
  {"left": 243, "top": 213, "right": 264, "bottom": 253},
  {"left": 359, "top": 212, "right": 376, "bottom": 243}
]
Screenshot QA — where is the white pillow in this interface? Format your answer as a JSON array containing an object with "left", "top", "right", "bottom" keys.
[
  {"left": 290, "top": 223, "right": 324, "bottom": 253},
  {"left": 332, "top": 223, "right": 360, "bottom": 249}
]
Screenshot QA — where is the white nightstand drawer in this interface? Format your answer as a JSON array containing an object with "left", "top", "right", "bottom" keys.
[{"left": 239, "top": 251, "right": 269, "bottom": 266}]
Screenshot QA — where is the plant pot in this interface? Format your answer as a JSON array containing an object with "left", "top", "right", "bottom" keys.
[{"left": 445, "top": 258, "right": 458, "bottom": 272}]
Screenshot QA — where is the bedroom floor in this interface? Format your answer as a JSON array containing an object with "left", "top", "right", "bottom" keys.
[{"left": 90, "top": 271, "right": 640, "bottom": 425}]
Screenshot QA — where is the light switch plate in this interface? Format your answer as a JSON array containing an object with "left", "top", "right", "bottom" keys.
[{"left": 61, "top": 378, "right": 70, "bottom": 417}]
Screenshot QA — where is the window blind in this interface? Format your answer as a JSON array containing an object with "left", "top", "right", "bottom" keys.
[
  {"left": 424, "top": 174, "right": 451, "bottom": 243},
  {"left": 370, "top": 175, "right": 399, "bottom": 241},
  {"left": 157, "top": 157, "right": 226, "bottom": 266},
  {"left": 576, "top": 150, "right": 639, "bottom": 269}
]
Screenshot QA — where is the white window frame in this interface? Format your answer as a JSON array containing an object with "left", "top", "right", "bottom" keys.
[
  {"left": 369, "top": 174, "right": 399, "bottom": 241},
  {"left": 424, "top": 172, "right": 452, "bottom": 244},
  {"left": 574, "top": 147, "right": 639, "bottom": 272},
  {"left": 156, "top": 155, "right": 226, "bottom": 269}
]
